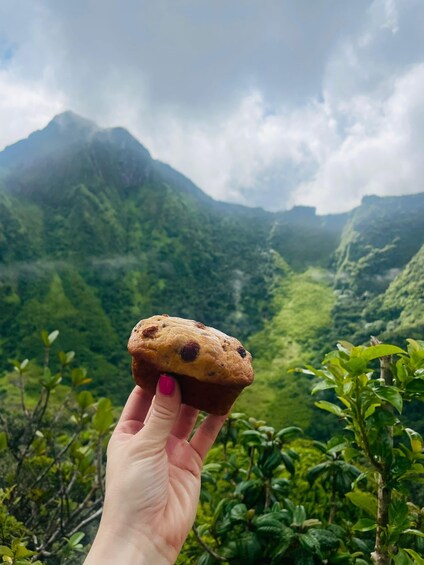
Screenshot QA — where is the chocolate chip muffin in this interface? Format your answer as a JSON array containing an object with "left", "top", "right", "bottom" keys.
[{"left": 128, "top": 315, "right": 254, "bottom": 415}]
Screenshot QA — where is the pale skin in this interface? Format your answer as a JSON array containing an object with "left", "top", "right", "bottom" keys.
[{"left": 84, "top": 375, "right": 228, "bottom": 564}]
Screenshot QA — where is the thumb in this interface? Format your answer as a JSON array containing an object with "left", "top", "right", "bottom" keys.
[{"left": 141, "top": 374, "right": 181, "bottom": 450}]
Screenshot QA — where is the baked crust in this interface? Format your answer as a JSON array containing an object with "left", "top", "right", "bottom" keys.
[{"left": 128, "top": 315, "right": 254, "bottom": 414}]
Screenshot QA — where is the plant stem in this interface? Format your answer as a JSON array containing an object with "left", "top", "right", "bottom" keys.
[
  {"left": 246, "top": 447, "right": 255, "bottom": 480},
  {"left": 371, "top": 338, "right": 393, "bottom": 565},
  {"left": 329, "top": 478, "right": 337, "bottom": 524},
  {"left": 192, "top": 524, "right": 226, "bottom": 562},
  {"left": 373, "top": 472, "right": 391, "bottom": 565}
]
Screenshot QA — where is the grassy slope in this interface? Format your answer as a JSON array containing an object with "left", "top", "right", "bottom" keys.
[{"left": 236, "top": 253, "right": 336, "bottom": 431}]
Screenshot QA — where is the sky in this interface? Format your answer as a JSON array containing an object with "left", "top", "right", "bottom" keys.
[{"left": 0, "top": 0, "right": 423, "bottom": 213}]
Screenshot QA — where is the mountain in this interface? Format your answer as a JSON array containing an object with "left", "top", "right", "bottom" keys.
[
  {"left": 328, "top": 193, "right": 424, "bottom": 346},
  {"left": 375, "top": 243, "right": 424, "bottom": 340},
  {"left": 0, "top": 112, "right": 423, "bottom": 431}
]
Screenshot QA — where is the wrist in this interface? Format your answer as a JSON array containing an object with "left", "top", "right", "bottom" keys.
[{"left": 84, "top": 520, "right": 177, "bottom": 565}]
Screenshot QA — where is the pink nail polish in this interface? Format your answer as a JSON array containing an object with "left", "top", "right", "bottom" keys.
[{"left": 159, "top": 374, "right": 175, "bottom": 396}]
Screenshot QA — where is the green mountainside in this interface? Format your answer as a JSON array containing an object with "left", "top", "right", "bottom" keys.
[
  {"left": 0, "top": 112, "right": 423, "bottom": 432},
  {"left": 328, "top": 194, "right": 424, "bottom": 347},
  {"left": 378, "top": 243, "right": 424, "bottom": 339}
]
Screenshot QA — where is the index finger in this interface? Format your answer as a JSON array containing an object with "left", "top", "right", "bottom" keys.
[
  {"left": 189, "top": 413, "right": 228, "bottom": 461},
  {"left": 114, "top": 386, "right": 154, "bottom": 436}
]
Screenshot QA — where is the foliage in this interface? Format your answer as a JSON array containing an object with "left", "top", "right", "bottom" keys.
[
  {"left": 0, "top": 331, "right": 113, "bottom": 563},
  {"left": 295, "top": 338, "right": 424, "bottom": 563},
  {"left": 181, "top": 338, "right": 424, "bottom": 564},
  {"left": 1, "top": 333, "right": 424, "bottom": 564},
  {"left": 329, "top": 195, "right": 424, "bottom": 351}
]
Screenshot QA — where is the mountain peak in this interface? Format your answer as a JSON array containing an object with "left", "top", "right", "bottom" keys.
[
  {"left": 0, "top": 111, "right": 153, "bottom": 176},
  {"left": 48, "top": 111, "right": 99, "bottom": 134},
  {"left": 0, "top": 110, "right": 102, "bottom": 173}
]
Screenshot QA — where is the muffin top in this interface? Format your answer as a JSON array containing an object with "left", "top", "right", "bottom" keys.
[{"left": 128, "top": 315, "right": 254, "bottom": 388}]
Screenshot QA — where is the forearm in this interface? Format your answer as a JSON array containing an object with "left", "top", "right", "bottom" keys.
[{"left": 84, "top": 523, "right": 176, "bottom": 565}]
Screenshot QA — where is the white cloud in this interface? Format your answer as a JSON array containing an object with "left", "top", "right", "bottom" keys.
[
  {"left": 0, "top": 69, "right": 65, "bottom": 150},
  {"left": 132, "top": 92, "right": 339, "bottom": 209},
  {"left": 292, "top": 63, "right": 424, "bottom": 213}
]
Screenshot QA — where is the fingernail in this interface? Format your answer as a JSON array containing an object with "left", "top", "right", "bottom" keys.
[{"left": 159, "top": 374, "right": 175, "bottom": 396}]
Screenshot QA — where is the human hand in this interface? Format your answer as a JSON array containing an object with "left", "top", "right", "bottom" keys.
[{"left": 85, "top": 375, "right": 227, "bottom": 564}]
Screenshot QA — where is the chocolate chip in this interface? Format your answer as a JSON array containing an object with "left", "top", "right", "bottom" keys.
[
  {"left": 180, "top": 341, "right": 200, "bottom": 362},
  {"left": 237, "top": 346, "right": 247, "bottom": 358},
  {"left": 142, "top": 325, "right": 159, "bottom": 338},
  {"left": 195, "top": 322, "right": 206, "bottom": 329},
  {"left": 161, "top": 314, "right": 170, "bottom": 317}
]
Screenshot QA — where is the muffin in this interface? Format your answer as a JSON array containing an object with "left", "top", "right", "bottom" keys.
[{"left": 127, "top": 315, "right": 254, "bottom": 414}]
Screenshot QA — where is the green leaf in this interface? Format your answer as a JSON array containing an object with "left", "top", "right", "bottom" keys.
[
  {"left": 77, "top": 390, "right": 94, "bottom": 411},
  {"left": 307, "top": 463, "right": 328, "bottom": 484},
  {"left": 389, "top": 499, "right": 409, "bottom": 526},
  {"left": 404, "top": 549, "right": 424, "bottom": 564},
  {"left": 261, "top": 450, "right": 282, "bottom": 474},
  {"left": 374, "top": 386, "right": 403, "bottom": 413},
  {"left": 41, "top": 329, "right": 59, "bottom": 347},
  {"left": 344, "top": 446, "right": 360, "bottom": 462},
  {"left": 346, "top": 491, "right": 377, "bottom": 518},
  {"left": 41, "top": 329, "right": 50, "bottom": 347},
  {"left": 343, "top": 357, "right": 368, "bottom": 376},
  {"left": 407, "top": 339, "right": 422, "bottom": 353},
  {"left": 289, "top": 367, "right": 318, "bottom": 376},
  {"left": 92, "top": 398, "right": 114, "bottom": 433},
  {"left": 281, "top": 452, "right": 295, "bottom": 475},
  {"left": 299, "top": 532, "right": 319, "bottom": 554},
  {"left": 352, "top": 518, "right": 376, "bottom": 531},
  {"left": 69, "top": 532, "right": 85, "bottom": 546},
  {"left": 47, "top": 330, "right": 59, "bottom": 345},
  {"left": 292, "top": 505, "right": 306, "bottom": 527},
  {"left": 41, "top": 368, "right": 62, "bottom": 390},
  {"left": 71, "top": 367, "right": 91, "bottom": 387},
  {"left": 362, "top": 344, "right": 406, "bottom": 361},
  {"left": 0, "top": 546, "right": 13, "bottom": 557},
  {"left": 364, "top": 402, "right": 381, "bottom": 419},
  {"left": 0, "top": 432, "right": 7, "bottom": 451},
  {"left": 198, "top": 552, "right": 218, "bottom": 565},
  {"left": 338, "top": 340, "right": 354, "bottom": 352},
  {"left": 271, "top": 478, "right": 290, "bottom": 494},
  {"left": 14, "top": 544, "right": 36, "bottom": 559},
  {"left": 241, "top": 430, "right": 264, "bottom": 446},
  {"left": 403, "top": 529, "right": 424, "bottom": 538},
  {"left": 405, "top": 379, "right": 424, "bottom": 394},
  {"left": 66, "top": 350, "right": 75, "bottom": 363},
  {"left": 394, "top": 549, "right": 414, "bottom": 565},
  {"left": 275, "top": 426, "right": 303, "bottom": 441},
  {"left": 311, "top": 380, "right": 335, "bottom": 394},
  {"left": 405, "top": 428, "right": 423, "bottom": 453},
  {"left": 59, "top": 350, "right": 75, "bottom": 366},
  {"left": 315, "top": 400, "right": 344, "bottom": 417},
  {"left": 235, "top": 532, "right": 261, "bottom": 565}
]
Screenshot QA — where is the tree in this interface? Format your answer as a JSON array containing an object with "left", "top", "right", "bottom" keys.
[
  {"left": 0, "top": 330, "right": 114, "bottom": 562},
  {"left": 297, "top": 338, "right": 424, "bottom": 564}
]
